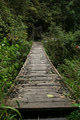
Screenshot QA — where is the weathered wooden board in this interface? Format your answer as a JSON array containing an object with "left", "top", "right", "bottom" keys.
[{"left": 6, "top": 101, "right": 73, "bottom": 109}]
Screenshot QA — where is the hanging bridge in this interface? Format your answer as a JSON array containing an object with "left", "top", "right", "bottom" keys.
[{"left": 5, "top": 42, "right": 77, "bottom": 119}]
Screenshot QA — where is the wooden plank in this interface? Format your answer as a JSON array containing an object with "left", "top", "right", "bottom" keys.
[
  {"left": 16, "top": 82, "right": 61, "bottom": 86},
  {"left": 17, "top": 85, "right": 62, "bottom": 90},
  {"left": 29, "top": 61, "right": 49, "bottom": 64},
  {"left": 20, "top": 82, "right": 61, "bottom": 86},
  {"left": 21, "top": 84, "right": 60, "bottom": 86},
  {"left": 10, "top": 96, "right": 71, "bottom": 103},
  {"left": 17, "top": 77, "right": 59, "bottom": 81},
  {"left": 28, "top": 66, "right": 50, "bottom": 69},
  {"left": 29, "top": 76, "right": 53, "bottom": 81},
  {"left": 7, "top": 101, "right": 73, "bottom": 109},
  {"left": 28, "top": 68, "right": 49, "bottom": 71},
  {"left": 17, "top": 86, "right": 62, "bottom": 93},
  {"left": 18, "top": 74, "right": 56, "bottom": 77},
  {"left": 16, "top": 78, "right": 53, "bottom": 81},
  {"left": 28, "top": 71, "right": 52, "bottom": 74},
  {"left": 16, "top": 79, "right": 61, "bottom": 85},
  {"left": 28, "top": 64, "right": 50, "bottom": 66}
]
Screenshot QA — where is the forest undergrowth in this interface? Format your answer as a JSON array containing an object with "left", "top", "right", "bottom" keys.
[
  {"left": 0, "top": 0, "right": 80, "bottom": 119},
  {"left": 0, "top": 0, "right": 32, "bottom": 119},
  {"left": 42, "top": 23, "right": 80, "bottom": 120}
]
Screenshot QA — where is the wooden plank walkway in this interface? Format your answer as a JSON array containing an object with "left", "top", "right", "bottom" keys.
[{"left": 6, "top": 42, "right": 74, "bottom": 109}]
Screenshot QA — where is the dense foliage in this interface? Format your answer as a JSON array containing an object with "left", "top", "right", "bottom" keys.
[
  {"left": 43, "top": 25, "right": 80, "bottom": 100},
  {"left": 0, "top": 0, "right": 80, "bottom": 119},
  {"left": 0, "top": 0, "right": 32, "bottom": 119},
  {"left": 42, "top": 0, "right": 80, "bottom": 101},
  {"left": 42, "top": 0, "right": 80, "bottom": 119}
]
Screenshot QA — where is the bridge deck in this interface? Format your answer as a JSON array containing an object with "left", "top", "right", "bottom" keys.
[{"left": 6, "top": 42, "right": 74, "bottom": 109}]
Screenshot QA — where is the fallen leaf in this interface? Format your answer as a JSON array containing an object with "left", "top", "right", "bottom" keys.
[{"left": 47, "top": 94, "right": 54, "bottom": 98}]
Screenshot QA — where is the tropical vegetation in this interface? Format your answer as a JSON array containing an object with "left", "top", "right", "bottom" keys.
[{"left": 0, "top": 0, "right": 80, "bottom": 119}]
